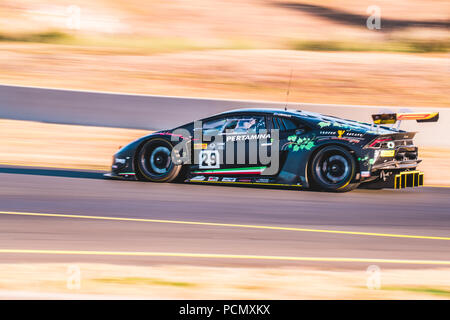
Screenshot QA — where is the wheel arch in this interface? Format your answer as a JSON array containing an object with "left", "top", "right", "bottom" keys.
[{"left": 133, "top": 134, "right": 187, "bottom": 182}]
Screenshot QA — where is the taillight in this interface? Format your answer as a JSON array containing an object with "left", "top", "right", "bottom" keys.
[{"left": 366, "top": 138, "right": 393, "bottom": 149}]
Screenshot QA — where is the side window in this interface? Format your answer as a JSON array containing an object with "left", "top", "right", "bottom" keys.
[
  {"left": 247, "top": 116, "right": 266, "bottom": 133},
  {"left": 224, "top": 116, "right": 266, "bottom": 134},
  {"left": 272, "top": 117, "right": 299, "bottom": 132},
  {"left": 272, "top": 117, "right": 279, "bottom": 130},
  {"left": 202, "top": 118, "right": 227, "bottom": 135},
  {"left": 281, "top": 118, "right": 297, "bottom": 131},
  {"left": 223, "top": 119, "right": 238, "bottom": 132},
  {"left": 276, "top": 118, "right": 285, "bottom": 131}
]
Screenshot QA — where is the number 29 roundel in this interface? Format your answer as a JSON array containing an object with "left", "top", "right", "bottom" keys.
[{"left": 199, "top": 150, "right": 220, "bottom": 169}]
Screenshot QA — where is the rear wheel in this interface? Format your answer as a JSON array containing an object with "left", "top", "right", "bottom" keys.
[
  {"left": 310, "top": 145, "right": 359, "bottom": 192},
  {"left": 136, "top": 138, "right": 182, "bottom": 182}
]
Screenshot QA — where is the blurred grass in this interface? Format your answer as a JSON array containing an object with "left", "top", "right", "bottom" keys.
[
  {"left": 1, "top": 31, "right": 448, "bottom": 54},
  {"left": 0, "top": 31, "right": 72, "bottom": 44},
  {"left": 94, "top": 277, "right": 197, "bottom": 287},
  {"left": 0, "top": 30, "right": 258, "bottom": 54},
  {"left": 289, "top": 39, "right": 450, "bottom": 53},
  {"left": 382, "top": 286, "right": 450, "bottom": 297}
]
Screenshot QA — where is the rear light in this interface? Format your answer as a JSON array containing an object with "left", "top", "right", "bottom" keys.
[{"left": 366, "top": 138, "right": 393, "bottom": 149}]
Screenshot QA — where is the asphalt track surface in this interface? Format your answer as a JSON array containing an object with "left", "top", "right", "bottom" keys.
[
  {"left": 0, "top": 84, "right": 449, "bottom": 269},
  {"left": 0, "top": 165, "right": 449, "bottom": 269}
]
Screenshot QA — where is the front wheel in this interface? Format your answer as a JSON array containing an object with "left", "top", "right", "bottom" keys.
[
  {"left": 136, "top": 138, "right": 182, "bottom": 182},
  {"left": 309, "top": 146, "right": 359, "bottom": 192}
]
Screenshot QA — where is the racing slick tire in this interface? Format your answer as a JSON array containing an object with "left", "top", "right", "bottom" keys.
[
  {"left": 136, "top": 138, "right": 182, "bottom": 182},
  {"left": 309, "top": 145, "right": 359, "bottom": 192}
]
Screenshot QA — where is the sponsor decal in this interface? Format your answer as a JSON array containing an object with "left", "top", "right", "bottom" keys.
[
  {"left": 273, "top": 113, "right": 292, "bottom": 117},
  {"left": 221, "top": 177, "right": 236, "bottom": 182},
  {"left": 374, "top": 150, "right": 381, "bottom": 161},
  {"left": 114, "top": 158, "right": 126, "bottom": 164},
  {"left": 226, "top": 133, "right": 271, "bottom": 142},
  {"left": 345, "top": 132, "right": 364, "bottom": 137},
  {"left": 319, "top": 131, "right": 336, "bottom": 135},
  {"left": 380, "top": 150, "right": 395, "bottom": 157},
  {"left": 317, "top": 136, "right": 361, "bottom": 144},
  {"left": 361, "top": 171, "right": 371, "bottom": 178},
  {"left": 237, "top": 178, "right": 253, "bottom": 183},
  {"left": 193, "top": 166, "right": 267, "bottom": 175},
  {"left": 194, "top": 143, "right": 207, "bottom": 150},
  {"left": 207, "top": 176, "right": 219, "bottom": 181},
  {"left": 190, "top": 176, "right": 205, "bottom": 181},
  {"left": 207, "top": 142, "right": 225, "bottom": 150},
  {"left": 318, "top": 130, "right": 364, "bottom": 143},
  {"left": 255, "top": 178, "right": 271, "bottom": 183},
  {"left": 156, "top": 132, "right": 185, "bottom": 138}
]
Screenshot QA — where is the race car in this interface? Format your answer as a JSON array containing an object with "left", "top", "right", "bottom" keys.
[{"left": 105, "top": 108, "right": 438, "bottom": 192}]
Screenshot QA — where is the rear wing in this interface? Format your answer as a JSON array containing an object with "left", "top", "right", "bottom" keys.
[{"left": 372, "top": 112, "right": 439, "bottom": 125}]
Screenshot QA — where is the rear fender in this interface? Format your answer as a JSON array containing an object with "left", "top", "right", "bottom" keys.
[{"left": 278, "top": 139, "right": 366, "bottom": 187}]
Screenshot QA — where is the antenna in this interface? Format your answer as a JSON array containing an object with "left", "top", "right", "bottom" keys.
[{"left": 284, "top": 69, "right": 293, "bottom": 111}]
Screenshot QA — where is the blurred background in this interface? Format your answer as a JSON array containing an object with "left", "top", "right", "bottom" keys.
[
  {"left": 1, "top": 1, "right": 449, "bottom": 300},
  {"left": 0, "top": 0, "right": 448, "bottom": 106}
]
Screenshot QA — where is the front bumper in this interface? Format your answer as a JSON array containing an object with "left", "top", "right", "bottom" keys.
[{"left": 105, "top": 152, "right": 138, "bottom": 181}]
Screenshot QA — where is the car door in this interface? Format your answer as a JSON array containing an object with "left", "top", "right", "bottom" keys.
[
  {"left": 219, "top": 114, "right": 269, "bottom": 176},
  {"left": 192, "top": 114, "right": 271, "bottom": 177},
  {"left": 193, "top": 116, "right": 228, "bottom": 173},
  {"left": 267, "top": 115, "right": 309, "bottom": 174}
]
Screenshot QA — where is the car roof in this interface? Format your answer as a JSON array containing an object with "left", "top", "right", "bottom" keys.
[
  {"left": 215, "top": 107, "right": 377, "bottom": 128},
  {"left": 218, "top": 108, "right": 304, "bottom": 117},
  {"left": 216, "top": 108, "right": 338, "bottom": 122},
  {"left": 194, "top": 107, "right": 394, "bottom": 133}
]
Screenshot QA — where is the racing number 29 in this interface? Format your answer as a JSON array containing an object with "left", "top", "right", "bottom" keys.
[{"left": 199, "top": 150, "right": 220, "bottom": 169}]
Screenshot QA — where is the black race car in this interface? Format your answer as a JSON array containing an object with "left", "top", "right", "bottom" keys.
[{"left": 105, "top": 108, "right": 438, "bottom": 192}]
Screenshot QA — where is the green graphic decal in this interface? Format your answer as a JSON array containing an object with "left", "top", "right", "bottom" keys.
[
  {"left": 317, "top": 121, "right": 331, "bottom": 128},
  {"left": 287, "top": 135, "right": 315, "bottom": 151},
  {"left": 318, "top": 120, "right": 366, "bottom": 131},
  {"left": 358, "top": 156, "right": 375, "bottom": 165}
]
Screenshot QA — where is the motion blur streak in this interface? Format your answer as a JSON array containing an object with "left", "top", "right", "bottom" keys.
[
  {"left": 0, "top": 162, "right": 98, "bottom": 171},
  {"left": 0, "top": 249, "right": 449, "bottom": 265},
  {"left": 1, "top": 210, "right": 449, "bottom": 240}
]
